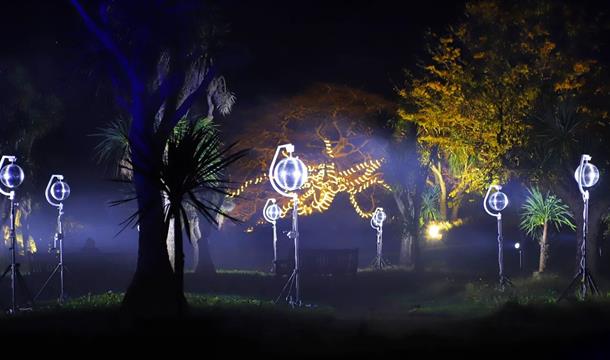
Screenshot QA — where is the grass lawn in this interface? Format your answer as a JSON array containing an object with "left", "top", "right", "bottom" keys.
[{"left": 1, "top": 269, "right": 610, "bottom": 356}]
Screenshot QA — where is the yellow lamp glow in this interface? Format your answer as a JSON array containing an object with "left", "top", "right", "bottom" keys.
[{"left": 427, "top": 223, "right": 443, "bottom": 241}]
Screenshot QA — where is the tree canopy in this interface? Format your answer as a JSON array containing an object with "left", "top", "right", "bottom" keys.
[{"left": 398, "top": 0, "right": 607, "bottom": 221}]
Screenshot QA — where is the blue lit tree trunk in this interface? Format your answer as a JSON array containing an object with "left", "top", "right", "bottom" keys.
[{"left": 71, "top": 0, "right": 223, "bottom": 316}]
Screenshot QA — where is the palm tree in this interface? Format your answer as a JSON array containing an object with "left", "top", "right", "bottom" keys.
[
  {"left": 96, "top": 117, "right": 246, "bottom": 312},
  {"left": 420, "top": 184, "right": 440, "bottom": 224},
  {"left": 114, "top": 119, "right": 245, "bottom": 311},
  {"left": 520, "top": 187, "right": 576, "bottom": 274}
]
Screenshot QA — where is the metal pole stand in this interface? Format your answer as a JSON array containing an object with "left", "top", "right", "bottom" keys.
[
  {"left": 497, "top": 216, "right": 513, "bottom": 291},
  {"left": 271, "top": 222, "right": 278, "bottom": 273},
  {"left": 370, "top": 227, "right": 390, "bottom": 269},
  {"left": 34, "top": 204, "right": 67, "bottom": 304},
  {"left": 0, "top": 196, "right": 34, "bottom": 314},
  {"left": 558, "top": 194, "right": 599, "bottom": 301},
  {"left": 275, "top": 198, "right": 302, "bottom": 307},
  {"left": 518, "top": 249, "right": 523, "bottom": 272}
]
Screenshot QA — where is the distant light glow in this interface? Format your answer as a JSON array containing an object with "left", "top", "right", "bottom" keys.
[
  {"left": 425, "top": 219, "right": 464, "bottom": 242},
  {"left": 514, "top": 242, "right": 521, "bottom": 250},
  {"left": 427, "top": 223, "right": 442, "bottom": 241}
]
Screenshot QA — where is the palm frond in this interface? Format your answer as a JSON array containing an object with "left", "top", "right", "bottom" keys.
[
  {"left": 421, "top": 184, "right": 440, "bottom": 222},
  {"left": 110, "top": 118, "right": 248, "bottom": 241},
  {"left": 520, "top": 186, "right": 575, "bottom": 238},
  {"left": 91, "top": 118, "right": 131, "bottom": 165}
]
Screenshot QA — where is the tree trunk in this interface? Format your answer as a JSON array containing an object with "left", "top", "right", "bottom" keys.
[
  {"left": 394, "top": 183, "right": 423, "bottom": 269},
  {"left": 196, "top": 236, "right": 215, "bottom": 275},
  {"left": 430, "top": 162, "right": 447, "bottom": 220},
  {"left": 394, "top": 189, "right": 414, "bottom": 267},
  {"left": 191, "top": 212, "right": 215, "bottom": 275},
  {"left": 173, "top": 211, "right": 187, "bottom": 314},
  {"left": 399, "top": 221, "right": 415, "bottom": 266},
  {"left": 450, "top": 199, "right": 461, "bottom": 221},
  {"left": 121, "top": 169, "right": 181, "bottom": 317},
  {"left": 538, "top": 221, "right": 549, "bottom": 273}
]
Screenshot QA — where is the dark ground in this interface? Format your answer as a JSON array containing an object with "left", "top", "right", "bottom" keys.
[{"left": 0, "top": 266, "right": 609, "bottom": 357}]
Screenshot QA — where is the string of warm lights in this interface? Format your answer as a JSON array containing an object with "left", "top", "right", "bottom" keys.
[{"left": 230, "top": 139, "right": 389, "bottom": 220}]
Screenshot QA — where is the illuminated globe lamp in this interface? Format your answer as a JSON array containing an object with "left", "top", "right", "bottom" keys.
[
  {"left": 273, "top": 155, "right": 308, "bottom": 193},
  {"left": 372, "top": 207, "right": 386, "bottom": 227},
  {"left": 483, "top": 184, "right": 512, "bottom": 290},
  {"left": 263, "top": 198, "right": 281, "bottom": 273},
  {"left": 36, "top": 174, "right": 71, "bottom": 305},
  {"left": 264, "top": 200, "right": 281, "bottom": 222},
  {"left": 559, "top": 154, "right": 601, "bottom": 300},
  {"left": 574, "top": 161, "right": 599, "bottom": 189},
  {"left": 50, "top": 179, "right": 71, "bottom": 202},
  {"left": 0, "top": 163, "right": 25, "bottom": 190},
  {"left": 269, "top": 144, "right": 308, "bottom": 307},
  {"left": 370, "top": 207, "right": 389, "bottom": 269},
  {"left": 488, "top": 190, "right": 508, "bottom": 212},
  {"left": 0, "top": 155, "right": 26, "bottom": 314}
]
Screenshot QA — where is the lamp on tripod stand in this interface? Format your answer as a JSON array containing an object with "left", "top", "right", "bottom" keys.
[
  {"left": 370, "top": 207, "right": 389, "bottom": 269},
  {"left": 483, "top": 184, "right": 512, "bottom": 290},
  {"left": 558, "top": 154, "right": 600, "bottom": 300},
  {"left": 270, "top": 144, "right": 308, "bottom": 307},
  {"left": 0, "top": 155, "right": 31, "bottom": 314},
  {"left": 263, "top": 198, "right": 281, "bottom": 273},
  {"left": 35, "top": 174, "right": 71, "bottom": 304}
]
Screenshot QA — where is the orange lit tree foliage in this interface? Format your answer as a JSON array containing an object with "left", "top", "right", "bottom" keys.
[
  {"left": 398, "top": 0, "right": 598, "bottom": 222},
  {"left": 226, "top": 83, "right": 395, "bottom": 226}
]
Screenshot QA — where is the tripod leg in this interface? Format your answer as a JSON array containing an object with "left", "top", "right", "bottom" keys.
[
  {"left": 558, "top": 271, "right": 582, "bottom": 302},
  {"left": 0, "top": 266, "right": 11, "bottom": 282},
  {"left": 15, "top": 267, "right": 34, "bottom": 307},
  {"left": 274, "top": 270, "right": 296, "bottom": 304},
  {"left": 34, "top": 264, "right": 60, "bottom": 301},
  {"left": 586, "top": 271, "right": 600, "bottom": 295}
]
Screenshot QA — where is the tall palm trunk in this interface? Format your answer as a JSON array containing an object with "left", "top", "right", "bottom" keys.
[
  {"left": 173, "top": 211, "right": 187, "bottom": 313},
  {"left": 122, "top": 152, "right": 179, "bottom": 317},
  {"left": 538, "top": 221, "right": 549, "bottom": 273}
]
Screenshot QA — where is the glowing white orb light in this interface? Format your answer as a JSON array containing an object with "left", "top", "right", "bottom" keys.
[
  {"left": 488, "top": 191, "right": 508, "bottom": 212},
  {"left": 265, "top": 202, "right": 281, "bottom": 222},
  {"left": 372, "top": 207, "right": 386, "bottom": 227},
  {"left": 514, "top": 242, "right": 521, "bottom": 250},
  {"left": 50, "top": 180, "right": 71, "bottom": 202},
  {"left": 574, "top": 163, "right": 599, "bottom": 188},
  {"left": 0, "top": 163, "right": 24, "bottom": 189},
  {"left": 273, "top": 156, "right": 308, "bottom": 192}
]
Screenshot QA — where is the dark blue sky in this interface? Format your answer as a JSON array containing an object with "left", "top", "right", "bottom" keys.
[{"left": 1, "top": 0, "right": 606, "bottom": 260}]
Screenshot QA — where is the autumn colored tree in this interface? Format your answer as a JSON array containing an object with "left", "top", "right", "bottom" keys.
[
  {"left": 226, "top": 83, "right": 394, "bottom": 225},
  {"left": 400, "top": 0, "right": 610, "bottom": 274},
  {"left": 399, "top": 1, "right": 606, "bottom": 211}
]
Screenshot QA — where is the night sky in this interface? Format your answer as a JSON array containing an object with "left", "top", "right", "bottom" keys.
[{"left": 0, "top": 1, "right": 465, "bottom": 253}]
